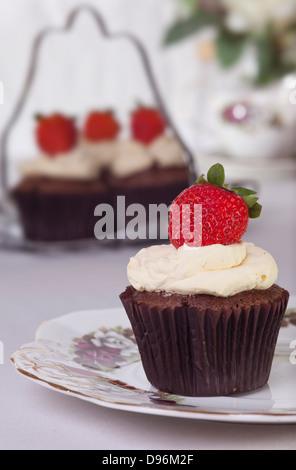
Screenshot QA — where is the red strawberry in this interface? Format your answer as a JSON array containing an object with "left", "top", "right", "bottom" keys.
[
  {"left": 35, "top": 113, "right": 77, "bottom": 156},
  {"left": 83, "top": 111, "right": 120, "bottom": 142},
  {"left": 131, "top": 106, "right": 166, "bottom": 144},
  {"left": 168, "top": 163, "right": 262, "bottom": 248}
]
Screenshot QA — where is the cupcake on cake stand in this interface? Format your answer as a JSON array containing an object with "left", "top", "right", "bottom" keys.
[{"left": 0, "top": 5, "right": 196, "bottom": 250}]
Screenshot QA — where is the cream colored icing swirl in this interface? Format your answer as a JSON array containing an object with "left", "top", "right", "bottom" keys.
[
  {"left": 127, "top": 241, "right": 278, "bottom": 297},
  {"left": 80, "top": 139, "right": 118, "bottom": 169},
  {"left": 149, "top": 135, "right": 185, "bottom": 168},
  {"left": 18, "top": 149, "right": 100, "bottom": 181},
  {"left": 110, "top": 140, "right": 153, "bottom": 178},
  {"left": 19, "top": 134, "right": 186, "bottom": 180}
]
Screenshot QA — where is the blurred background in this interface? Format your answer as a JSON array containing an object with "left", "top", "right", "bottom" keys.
[{"left": 2, "top": 0, "right": 296, "bottom": 184}]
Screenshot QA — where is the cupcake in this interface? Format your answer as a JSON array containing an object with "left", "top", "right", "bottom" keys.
[
  {"left": 12, "top": 113, "right": 108, "bottom": 242},
  {"left": 120, "top": 163, "right": 289, "bottom": 396}
]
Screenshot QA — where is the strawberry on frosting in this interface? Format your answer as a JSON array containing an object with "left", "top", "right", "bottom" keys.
[
  {"left": 35, "top": 113, "right": 78, "bottom": 157},
  {"left": 130, "top": 105, "right": 166, "bottom": 145},
  {"left": 83, "top": 110, "right": 120, "bottom": 142},
  {"left": 168, "top": 163, "right": 262, "bottom": 248}
]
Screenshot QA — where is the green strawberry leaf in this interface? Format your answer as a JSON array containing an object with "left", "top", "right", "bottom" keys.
[
  {"left": 231, "top": 187, "right": 257, "bottom": 197},
  {"left": 207, "top": 163, "right": 225, "bottom": 187},
  {"left": 243, "top": 196, "right": 259, "bottom": 208},
  {"left": 248, "top": 203, "right": 262, "bottom": 219},
  {"left": 34, "top": 113, "right": 45, "bottom": 121},
  {"left": 196, "top": 174, "right": 208, "bottom": 184}
]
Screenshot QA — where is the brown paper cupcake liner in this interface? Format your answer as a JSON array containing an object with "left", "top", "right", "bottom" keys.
[
  {"left": 120, "top": 285, "right": 289, "bottom": 397},
  {"left": 13, "top": 189, "right": 109, "bottom": 242},
  {"left": 12, "top": 170, "right": 188, "bottom": 242}
]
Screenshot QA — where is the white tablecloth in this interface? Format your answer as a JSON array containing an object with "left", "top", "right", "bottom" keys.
[{"left": 1, "top": 179, "right": 296, "bottom": 450}]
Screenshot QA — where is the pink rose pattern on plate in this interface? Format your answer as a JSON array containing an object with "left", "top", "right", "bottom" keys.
[{"left": 71, "top": 326, "right": 139, "bottom": 372}]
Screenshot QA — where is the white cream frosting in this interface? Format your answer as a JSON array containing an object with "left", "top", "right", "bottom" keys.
[
  {"left": 81, "top": 139, "right": 118, "bottom": 169},
  {"left": 127, "top": 242, "right": 278, "bottom": 297},
  {"left": 20, "top": 134, "right": 186, "bottom": 181},
  {"left": 18, "top": 149, "right": 100, "bottom": 181},
  {"left": 110, "top": 139, "right": 153, "bottom": 178},
  {"left": 149, "top": 135, "right": 185, "bottom": 168}
]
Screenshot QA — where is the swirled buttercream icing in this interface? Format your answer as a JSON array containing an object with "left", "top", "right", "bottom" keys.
[
  {"left": 80, "top": 139, "right": 118, "bottom": 169},
  {"left": 18, "top": 149, "right": 100, "bottom": 180},
  {"left": 127, "top": 241, "right": 278, "bottom": 297},
  {"left": 110, "top": 140, "right": 153, "bottom": 178},
  {"left": 149, "top": 135, "right": 185, "bottom": 167}
]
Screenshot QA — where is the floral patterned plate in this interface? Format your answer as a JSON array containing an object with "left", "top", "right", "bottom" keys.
[{"left": 11, "top": 297, "right": 296, "bottom": 424}]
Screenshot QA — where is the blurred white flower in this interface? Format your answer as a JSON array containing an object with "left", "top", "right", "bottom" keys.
[{"left": 221, "top": 0, "right": 296, "bottom": 33}]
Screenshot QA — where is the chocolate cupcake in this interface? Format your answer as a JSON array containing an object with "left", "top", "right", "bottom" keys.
[
  {"left": 121, "top": 282, "right": 289, "bottom": 397},
  {"left": 120, "top": 164, "right": 290, "bottom": 396},
  {"left": 12, "top": 114, "right": 109, "bottom": 242}
]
